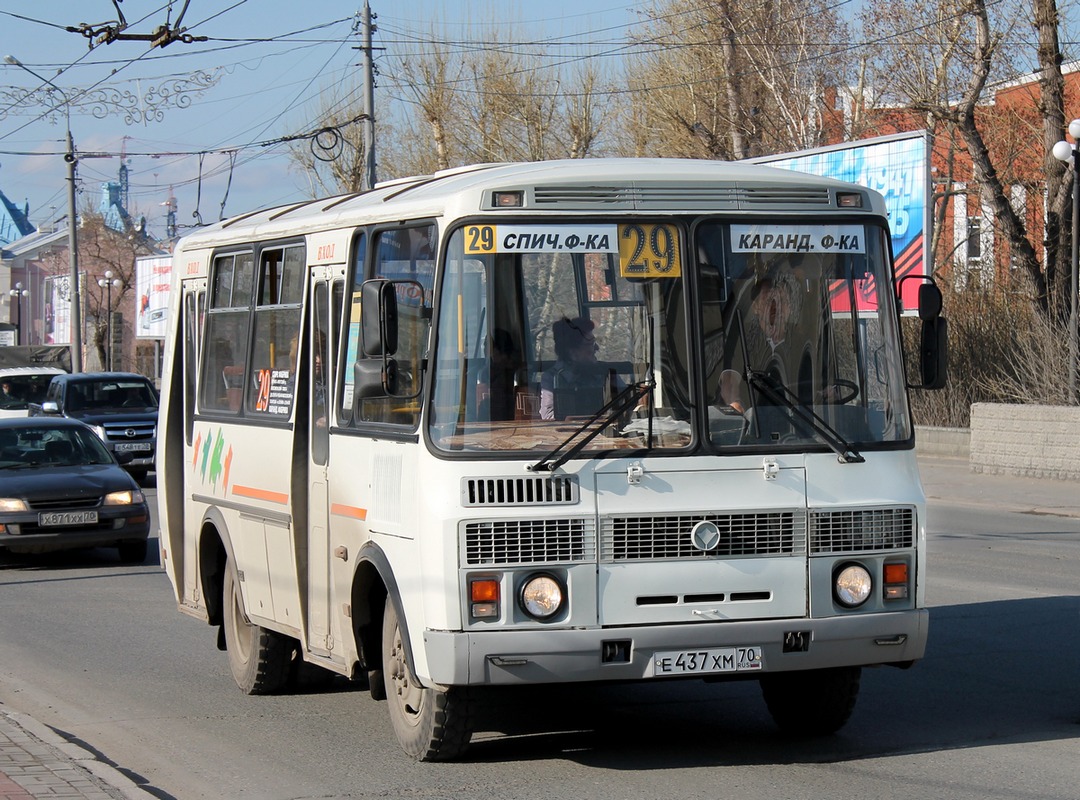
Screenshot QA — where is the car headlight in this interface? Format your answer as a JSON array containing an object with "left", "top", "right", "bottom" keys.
[
  {"left": 103, "top": 490, "right": 145, "bottom": 506},
  {"left": 519, "top": 573, "right": 565, "bottom": 620},
  {"left": 90, "top": 425, "right": 107, "bottom": 442},
  {"left": 0, "top": 498, "right": 29, "bottom": 512},
  {"left": 834, "top": 563, "right": 872, "bottom": 607}
]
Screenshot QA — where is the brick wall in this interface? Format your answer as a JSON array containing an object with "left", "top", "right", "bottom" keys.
[{"left": 969, "top": 402, "right": 1080, "bottom": 480}]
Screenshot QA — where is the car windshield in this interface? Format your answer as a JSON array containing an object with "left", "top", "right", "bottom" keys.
[
  {"left": 0, "top": 426, "right": 114, "bottom": 468},
  {"left": 0, "top": 374, "right": 57, "bottom": 411},
  {"left": 69, "top": 379, "right": 159, "bottom": 411}
]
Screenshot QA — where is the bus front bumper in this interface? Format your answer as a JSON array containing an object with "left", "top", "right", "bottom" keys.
[{"left": 422, "top": 609, "right": 928, "bottom": 686}]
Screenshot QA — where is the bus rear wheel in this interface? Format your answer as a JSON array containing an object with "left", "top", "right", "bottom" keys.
[
  {"left": 222, "top": 560, "right": 292, "bottom": 695},
  {"left": 382, "top": 601, "right": 473, "bottom": 761},
  {"left": 760, "top": 666, "right": 861, "bottom": 736}
]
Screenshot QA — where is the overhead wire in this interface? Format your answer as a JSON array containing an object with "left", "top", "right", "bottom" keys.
[{"left": 0, "top": 0, "right": 1060, "bottom": 223}]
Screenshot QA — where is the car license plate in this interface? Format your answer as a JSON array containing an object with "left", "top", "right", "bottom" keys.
[
  {"left": 651, "top": 646, "right": 764, "bottom": 676},
  {"left": 115, "top": 442, "right": 151, "bottom": 452},
  {"left": 38, "top": 510, "right": 98, "bottom": 526}
]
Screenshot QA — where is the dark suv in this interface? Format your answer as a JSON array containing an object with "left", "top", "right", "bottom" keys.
[{"left": 29, "top": 372, "right": 159, "bottom": 480}]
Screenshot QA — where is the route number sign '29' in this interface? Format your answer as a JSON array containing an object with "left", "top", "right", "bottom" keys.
[{"left": 463, "top": 223, "right": 682, "bottom": 279}]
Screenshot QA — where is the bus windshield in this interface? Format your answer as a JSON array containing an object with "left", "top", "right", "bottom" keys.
[{"left": 428, "top": 218, "right": 910, "bottom": 455}]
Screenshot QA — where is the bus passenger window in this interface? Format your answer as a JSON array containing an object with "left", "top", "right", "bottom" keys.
[
  {"left": 200, "top": 250, "right": 253, "bottom": 414},
  {"left": 247, "top": 245, "right": 304, "bottom": 417}
]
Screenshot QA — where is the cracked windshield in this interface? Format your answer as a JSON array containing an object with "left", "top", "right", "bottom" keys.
[{"left": 428, "top": 219, "right": 910, "bottom": 455}]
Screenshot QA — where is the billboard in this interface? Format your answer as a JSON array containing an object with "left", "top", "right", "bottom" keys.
[
  {"left": 136, "top": 256, "right": 172, "bottom": 339},
  {"left": 43, "top": 273, "right": 85, "bottom": 345},
  {"left": 750, "top": 131, "right": 931, "bottom": 313}
]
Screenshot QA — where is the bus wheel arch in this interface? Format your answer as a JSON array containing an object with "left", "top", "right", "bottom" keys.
[
  {"left": 352, "top": 546, "right": 393, "bottom": 700},
  {"left": 196, "top": 512, "right": 230, "bottom": 636}
]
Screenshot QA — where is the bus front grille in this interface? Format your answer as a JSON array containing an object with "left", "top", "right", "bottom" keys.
[
  {"left": 462, "top": 518, "right": 595, "bottom": 566},
  {"left": 601, "top": 510, "right": 807, "bottom": 562},
  {"left": 809, "top": 507, "right": 915, "bottom": 553}
]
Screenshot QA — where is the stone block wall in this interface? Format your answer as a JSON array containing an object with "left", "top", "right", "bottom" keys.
[
  {"left": 969, "top": 402, "right": 1080, "bottom": 480},
  {"left": 914, "top": 426, "right": 970, "bottom": 459}
]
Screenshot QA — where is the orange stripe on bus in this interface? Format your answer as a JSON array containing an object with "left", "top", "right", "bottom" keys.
[
  {"left": 232, "top": 484, "right": 289, "bottom": 505},
  {"left": 330, "top": 503, "right": 367, "bottom": 520}
]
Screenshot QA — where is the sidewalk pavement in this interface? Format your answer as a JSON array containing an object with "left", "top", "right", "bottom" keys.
[
  {"left": 0, "top": 455, "right": 1075, "bottom": 800},
  {"left": 0, "top": 709, "right": 153, "bottom": 800},
  {"left": 917, "top": 454, "right": 1080, "bottom": 518}
]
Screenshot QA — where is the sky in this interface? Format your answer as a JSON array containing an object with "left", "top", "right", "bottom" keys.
[{"left": 0, "top": 1, "right": 638, "bottom": 241}]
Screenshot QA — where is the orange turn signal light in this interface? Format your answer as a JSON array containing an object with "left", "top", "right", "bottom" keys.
[
  {"left": 883, "top": 563, "right": 908, "bottom": 584},
  {"left": 470, "top": 578, "right": 499, "bottom": 603}
]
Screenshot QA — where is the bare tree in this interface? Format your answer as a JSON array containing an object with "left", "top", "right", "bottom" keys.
[
  {"left": 861, "top": 0, "right": 1071, "bottom": 322},
  {"left": 620, "top": 0, "right": 852, "bottom": 159},
  {"left": 75, "top": 210, "right": 155, "bottom": 371}
]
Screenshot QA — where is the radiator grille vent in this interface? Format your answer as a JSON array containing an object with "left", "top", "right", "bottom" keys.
[
  {"left": 601, "top": 510, "right": 806, "bottom": 562},
  {"left": 738, "top": 187, "right": 831, "bottom": 205},
  {"left": 463, "top": 518, "right": 595, "bottom": 566},
  {"left": 810, "top": 507, "right": 915, "bottom": 553},
  {"left": 462, "top": 476, "right": 578, "bottom": 507}
]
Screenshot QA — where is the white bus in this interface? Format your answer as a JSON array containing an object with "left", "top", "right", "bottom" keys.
[{"left": 157, "top": 159, "right": 946, "bottom": 761}]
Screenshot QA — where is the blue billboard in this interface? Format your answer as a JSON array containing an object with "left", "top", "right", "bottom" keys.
[{"left": 750, "top": 131, "right": 931, "bottom": 313}]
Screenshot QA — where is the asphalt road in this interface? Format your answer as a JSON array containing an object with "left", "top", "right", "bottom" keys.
[{"left": 0, "top": 462, "right": 1077, "bottom": 800}]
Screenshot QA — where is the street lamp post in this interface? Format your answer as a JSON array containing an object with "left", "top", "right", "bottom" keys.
[
  {"left": 8, "top": 282, "right": 28, "bottom": 345},
  {"left": 97, "top": 271, "right": 121, "bottom": 371},
  {"left": 4, "top": 55, "right": 82, "bottom": 372},
  {"left": 1053, "top": 121, "right": 1080, "bottom": 403}
]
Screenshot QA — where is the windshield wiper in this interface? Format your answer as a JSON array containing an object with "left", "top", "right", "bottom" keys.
[
  {"left": 528, "top": 379, "right": 655, "bottom": 473},
  {"left": 744, "top": 369, "right": 865, "bottom": 464}
]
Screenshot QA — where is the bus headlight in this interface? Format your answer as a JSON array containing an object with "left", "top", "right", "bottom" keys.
[
  {"left": 519, "top": 573, "right": 565, "bottom": 620},
  {"left": 834, "top": 563, "right": 872, "bottom": 608}
]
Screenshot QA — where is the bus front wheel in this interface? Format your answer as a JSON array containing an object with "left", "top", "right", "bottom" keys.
[
  {"left": 382, "top": 601, "right": 473, "bottom": 761},
  {"left": 760, "top": 666, "right": 861, "bottom": 736},
  {"left": 222, "top": 560, "right": 292, "bottom": 694}
]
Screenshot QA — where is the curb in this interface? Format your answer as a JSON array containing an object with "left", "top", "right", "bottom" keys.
[{"left": 4, "top": 711, "right": 156, "bottom": 800}]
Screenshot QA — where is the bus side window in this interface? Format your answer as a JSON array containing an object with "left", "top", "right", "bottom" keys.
[
  {"left": 247, "top": 244, "right": 304, "bottom": 417},
  {"left": 200, "top": 251, "right": 253, "bottom": 414},
  {"left": 353, "top": 224, "right": 434, "bottom": 427}
]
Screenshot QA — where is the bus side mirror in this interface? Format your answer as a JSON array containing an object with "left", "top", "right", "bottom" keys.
[
  {"left": 361, "top": 280, "right": 398, "bottom": 357},
  {"left": 354, "top": 357, "right": 398, "bottom": 399},
  {"left": 918, "top": 282, "right": 942, "bottom": 320},
  {"left": 900, "top": 277, "right": 947, "bottom": 390},
  {"left": 919, "top": 316, "right": 948, "bottom": 390}
]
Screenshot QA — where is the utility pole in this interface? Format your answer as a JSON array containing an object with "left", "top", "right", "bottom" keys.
[{"left": 361, "top": 1, "right": 377, "bottom": 191}]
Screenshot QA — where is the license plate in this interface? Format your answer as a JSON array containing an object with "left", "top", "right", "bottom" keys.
[
  {"left": 115, "top": 442, "right": 151, "bottom": 452},
  {"left": 651, "top": 646, "right": 764, "bottom": 676},
  {"left": 38, "top": 510, "right": 98, "bottom": 526}
]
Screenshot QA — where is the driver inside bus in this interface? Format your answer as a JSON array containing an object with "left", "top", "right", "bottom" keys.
[{"left": 540, "top": 316, "right": 624, "bottom": 421}]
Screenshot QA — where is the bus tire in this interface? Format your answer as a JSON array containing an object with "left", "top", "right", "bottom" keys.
[
  {"left": 223, "top": 560, "right": 292, "bottom": 695},
  {"left": 760, "top": 666, "right": 861, "bottom": 736},
  {"left": 382, "top": 601, "right": 473, "bottom": 761}
]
